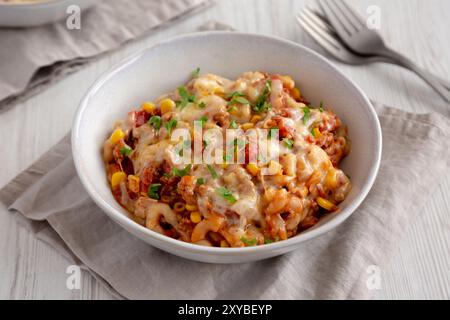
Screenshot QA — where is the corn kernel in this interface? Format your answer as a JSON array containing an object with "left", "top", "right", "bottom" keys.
[
  {"left": 246, "top": 163, "right": 260, "bottom": 176},
  {"left": 250, "top": 115, "right": 262, "bottom": 124},
  {"left": 312, "top": 128, "right": 322, "bottom": 138},
  {"left": 111, "top": 171, "right": 126, "bottom": 188},
  {"left": 127, "top": 175, "right": 140, "bottom": 193},
  {"left": 220, "top": 240, "right": 230, "bottom": 248},
  {"left": 142, "top": 102, "right": 155, "bottom": 113},
  {"left": 109, "top": 128, "right": 125, "bottom": 145},
  {"left": 160, "top": 98, "right": 175, "bottom": 114},
  {"left": 221, "top": 163, "right": 229, "bottom": 169},
  {"left": 291, "top": 88, "right": 301, "bottom": 100},
  {"left": 185, "top": 204, "right": 198, "bottom": 212},
  {"left": 213, "top": 86, "right": 224, "bottom": 95},
  {"left": 317, "top": 197, "right": 337, "bottom": 211},
  {"left": 241, "top": 123, "right": 254, "bottom": 131},
  {"left": 190, "top": 211, "right": 202, "bottom": 224},
  {"left": 325, "top": 169, "right": 338, "bottom": 188}
]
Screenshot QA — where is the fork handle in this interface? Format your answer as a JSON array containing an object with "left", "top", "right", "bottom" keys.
[{"left": 379, "top": 48, "right": 450, "bottom": 101}]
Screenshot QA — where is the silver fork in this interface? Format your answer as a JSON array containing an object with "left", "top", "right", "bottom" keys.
[
  {"left": 296, "top": 8, "right": 450, "bottom": 89},
  {"left": 319, "top": 0, "right": 450, "bottom": 102},
  {"left": 297, "top": 8, "right": 392, "bottom": 65}
]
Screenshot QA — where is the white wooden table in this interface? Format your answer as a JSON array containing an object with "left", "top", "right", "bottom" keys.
[{"left": 0, "top": 0, "right": 449, "bottom": 299}]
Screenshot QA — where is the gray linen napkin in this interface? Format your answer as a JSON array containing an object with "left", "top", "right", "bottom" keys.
[
  {"left": 0, "top": 0, "right": 210, "bottom": 111},
  {"left": 1, "top": 99, "right": 449, "bottom": 299}
]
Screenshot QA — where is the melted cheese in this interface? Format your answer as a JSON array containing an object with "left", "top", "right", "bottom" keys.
[{"left": 105, "top": 71, "right": 352, "bottom": 247}]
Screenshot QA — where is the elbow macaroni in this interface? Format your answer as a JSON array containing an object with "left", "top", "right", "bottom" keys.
[{"left": 103, "top": 71, "right": 352, "bottom": 247}]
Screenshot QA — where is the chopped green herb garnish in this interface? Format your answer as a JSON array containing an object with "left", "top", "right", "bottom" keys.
[
  {"left": 198, "top": 101, "right": 206, "bottom": 109},
  {"left": 319, "top": 101, "right": 324, "bottom": 112},
  {"left": 199, "top": 116, "right": 208, "bottom": 128},
  {"left": 226, "top": 91, "right": 246, "bottom": 99},
  {"left": 171, "top": 164, "right": 192, "bottom": 177},
  {"left": 164, "top": 119, "right": 177, "bottom": 135},
  {"left": 229, "top": 96, "right": 250, "bottom": 106},
  {"left": 216, "top": 187, "right": 237, "bottom": 204},
  {"left": 228, "top": 106, "right": 238, "bottom": 113},
  {"left": 241, "top": 237, "right": 257, "bottom": 246},
  {"left": 311, "top": 128, "right": 317, "bottom": 138},
  {"left": 147, "top": 183, "right": 161, "bottom": 200},
  {"left": 148, "top": 115, "right": 162, "bottom": 130},
  {"left": 196, "top": 177, "right": 205, "bottom": 186},
  {"left": 207, "top": 164, "right": 218, "bottom": 179},
  {"left": 253, "top": 80, "right": 272, "bottom": 113},
  {"left": 192, "top": 67, "right": 200, "bottom": 78},
  {"left": 302, "top": 106, "right": 311, "bottom": 125},
  {"left": 120, "top": 146, "right": 132, "bottom": 156},
  {"left": 230, "top": 120, "right": 239, "bottom": 129},
  {"left": 177, "top": 86, "right": 196, "bottom": 109},
  {"left": 268, "top": 128, "right": 278, "bottom": 139},
  {"left": 283, "top": 138, "right": 294, "bottom": 149},
  {"left": 264, "top": 236, "right": 279, "bottom": 244}
]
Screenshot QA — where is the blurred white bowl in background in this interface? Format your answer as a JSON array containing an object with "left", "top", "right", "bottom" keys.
[{"left": 0, "top": 0, "right": 96, "bottom": 27}]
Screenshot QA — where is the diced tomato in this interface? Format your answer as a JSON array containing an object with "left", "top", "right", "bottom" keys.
[
  {"left": 274, "top": 116, "right": 295, "bottom": 139},
  {"left": 305, "top": 135, "right": 314, "bottom": 144}
]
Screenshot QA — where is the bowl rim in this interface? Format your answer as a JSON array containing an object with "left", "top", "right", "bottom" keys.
[{"left": 72, "top": 31, "right": 382, "bottom": 255}]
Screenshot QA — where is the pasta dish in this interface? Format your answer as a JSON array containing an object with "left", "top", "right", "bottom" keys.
[{"left": 103, "top": 70, "right": 351, "bottom": 247}]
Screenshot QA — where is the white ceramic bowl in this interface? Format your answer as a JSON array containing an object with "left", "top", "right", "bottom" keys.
[
  {"left": 72, "top": 32, "right": 382, "bottom": 264},
  {"left": 0, "top": 0, "right": 96, "bottom": 27}
]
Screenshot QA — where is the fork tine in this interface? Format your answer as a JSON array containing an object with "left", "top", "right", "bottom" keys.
[
  {"left": 297, "top": 15, "right": 340, "bottom": 56},
  {"left": 319, "top": 0, "right": 357, "bottom": 36},
  {"left": 305, "top": 4, "right": 328, "bottom": 22},
  {"left": 296, "top": 11, "right": 343, "bottom": 52},
  {"left": 334, "top": 0, "right": 365, "bottom": 29},
  {"left": 303, "top": 7, "right": 334, "bottom": 35}
]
